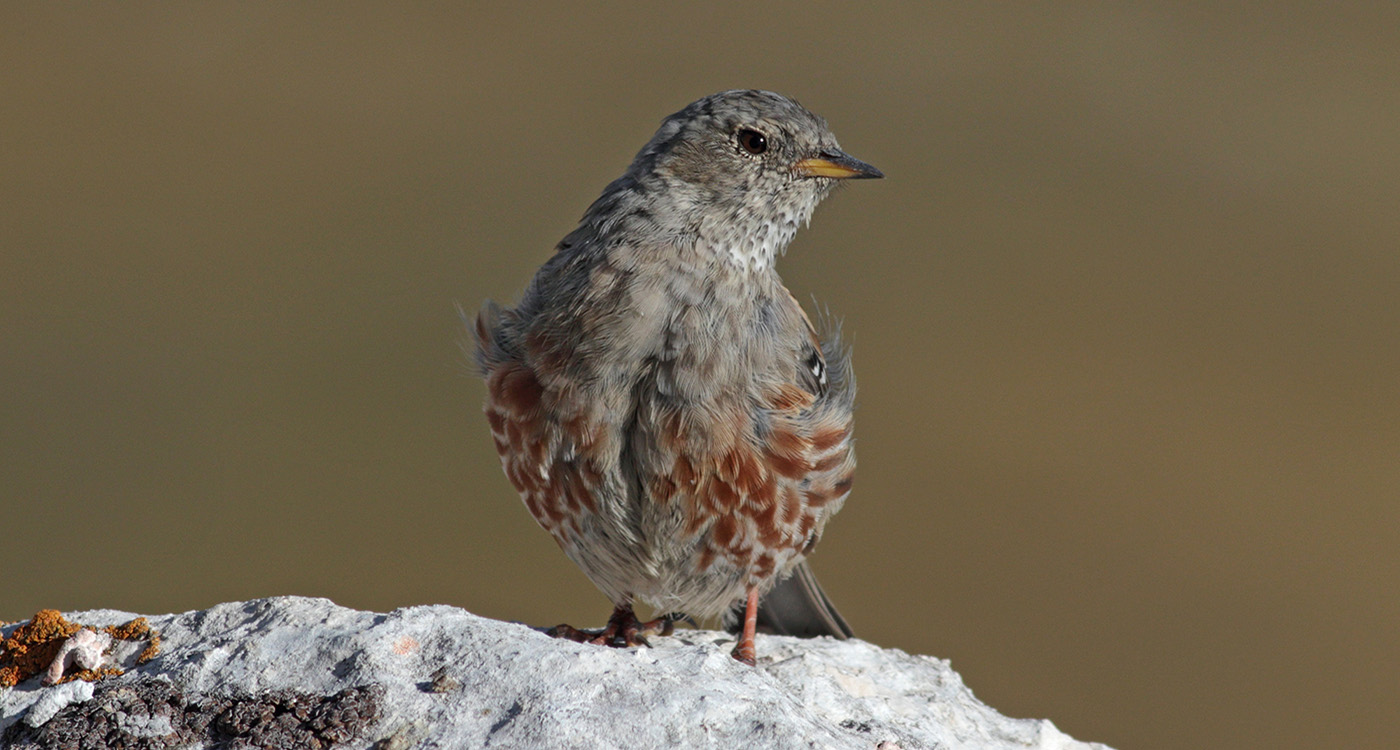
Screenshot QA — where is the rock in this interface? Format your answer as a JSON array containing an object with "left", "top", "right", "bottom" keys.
[{"left": 0, "top": 597, "right": 1112, "bottom": 749}]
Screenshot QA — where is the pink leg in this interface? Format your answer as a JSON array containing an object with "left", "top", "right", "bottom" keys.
[{"left": 731, "top": 587, "right": 759, "bottom": 665}]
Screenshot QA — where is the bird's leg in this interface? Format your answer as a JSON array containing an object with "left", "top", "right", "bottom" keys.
[
  {"left": 545, "top": 603, "right": 675, "bottom": 648},
  {"left": 730, "top": 587, "right": 759, "bottom": 665},
  {"left": 635, "top": 612, "right": 681, "bottom": 639},
  {"left": 652, "top": 612, "right": 695, "bottom": 633}
]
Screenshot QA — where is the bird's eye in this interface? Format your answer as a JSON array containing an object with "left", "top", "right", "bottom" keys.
[{"left": 737, "top": 129, "right": 768, "bottom": 155}]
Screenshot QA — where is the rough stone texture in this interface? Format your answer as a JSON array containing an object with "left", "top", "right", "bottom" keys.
[
  {"left": 5, "top": 681, "right": 381, "bottom": 750},
  {"left": 0, "top": 597, "right": 1113, "bottom": 749}
]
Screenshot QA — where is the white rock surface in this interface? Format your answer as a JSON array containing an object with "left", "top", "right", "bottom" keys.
[{"left": 0, "top": 597, "right": 1112, "bottom": 749}]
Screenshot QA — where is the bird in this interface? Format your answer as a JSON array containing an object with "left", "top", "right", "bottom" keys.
[{"left": 473, "top": 89, "right": 880, "bottom": 664}]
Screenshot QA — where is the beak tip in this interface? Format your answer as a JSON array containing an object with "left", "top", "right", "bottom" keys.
[{"left": 796, "top": 151, "right": 885, "bottom": 181}]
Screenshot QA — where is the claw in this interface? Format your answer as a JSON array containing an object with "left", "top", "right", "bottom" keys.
[
  {"left": 544, "top": 623, "right": 594, "bottom": 642},
  {"left": 730, "top": 640, "right": 757, "bottom": 666},
  {"left": 544, "top": 604, "right": 673, "bottom": 649}
]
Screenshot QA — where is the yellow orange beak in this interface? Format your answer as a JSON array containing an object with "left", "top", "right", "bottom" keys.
[{"left": 794, "top": 150, "right": 883, "bottom": 180}]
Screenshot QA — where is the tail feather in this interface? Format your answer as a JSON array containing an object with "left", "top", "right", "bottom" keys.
[{"left": 730, "top": 561, "right": 853, "bottom": 639}]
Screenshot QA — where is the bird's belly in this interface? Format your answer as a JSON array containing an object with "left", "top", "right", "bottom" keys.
[{"left": 557, "top": 432, "right": 814, "bottom": 621}]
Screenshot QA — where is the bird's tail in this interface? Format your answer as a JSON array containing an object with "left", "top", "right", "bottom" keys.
[{"left": 729, "top": 561, "right": 853, "bottom": 639}]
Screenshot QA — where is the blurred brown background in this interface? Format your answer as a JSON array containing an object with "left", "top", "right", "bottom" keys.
[{"left": 3, "top": 4, "right": 1396, "bottom": 749}]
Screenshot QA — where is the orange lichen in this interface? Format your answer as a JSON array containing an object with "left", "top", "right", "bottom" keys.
[
  {"left": 0, "top": 609, "right": 79, "bottom": 688},
  {"left": 62, "top": 665, "right": 125, "bottom": 684},
  {"left": 0, "top": 609, "right": 162, "bottom": 688},
  {"left": 105, "top": 616, "right": 162, "bottom": 664}
]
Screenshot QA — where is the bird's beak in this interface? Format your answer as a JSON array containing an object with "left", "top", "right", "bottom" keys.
[{"left": 794, "top": 150, "right": 884, "bottom": 180}]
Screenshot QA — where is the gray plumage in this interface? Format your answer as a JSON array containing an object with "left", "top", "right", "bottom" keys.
[{"left": 476, "top": 90, "right": 878, "bottom": 643}]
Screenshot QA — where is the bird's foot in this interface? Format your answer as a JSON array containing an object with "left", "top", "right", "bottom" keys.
[
  {"left": 545, "top": 605, "right": 678, "bottom": 648},
  {"left": 730, "top": 640, "right": 757, "bottom": 666}
]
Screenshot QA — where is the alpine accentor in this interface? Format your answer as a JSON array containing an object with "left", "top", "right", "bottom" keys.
[{"left": 474, "top": 90, "right": 880, "bottom": 664}]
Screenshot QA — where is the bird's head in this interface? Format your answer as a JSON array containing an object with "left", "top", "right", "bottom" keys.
[{"left": 625, "top": 90, "right": 882, "bottom": 270}]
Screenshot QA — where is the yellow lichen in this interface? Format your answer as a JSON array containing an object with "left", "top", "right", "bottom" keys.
[
  {"left": 0, "top": 610, "right": 162, "bottom": 687},
  {"left": 0, "top": 610, "right": 79, "bottom": 688},
  {"left": 105, "top": 616, "right": 162, "bottom": 664}
]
